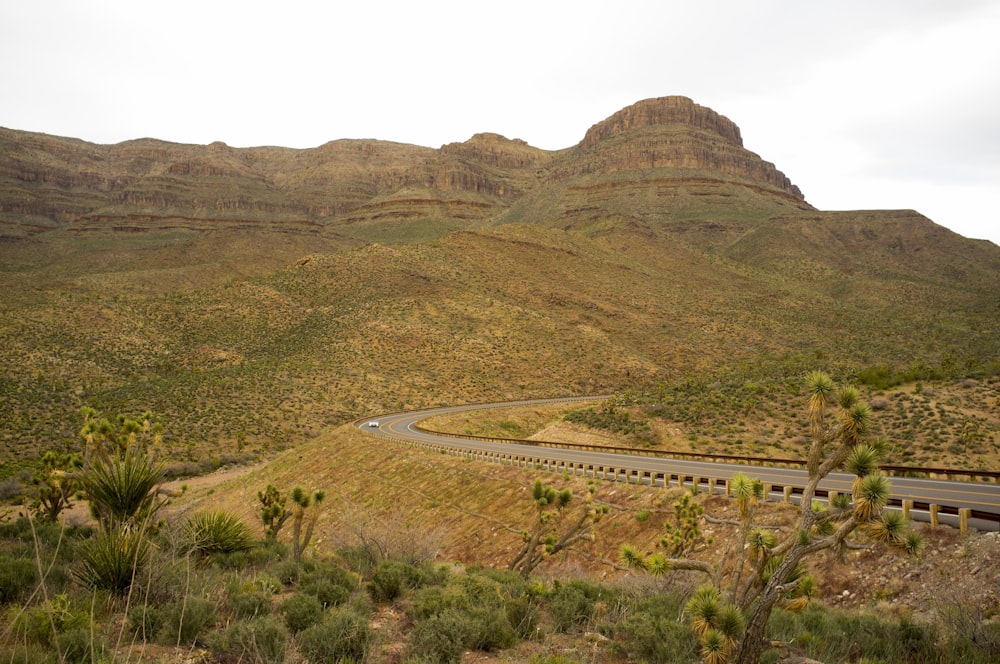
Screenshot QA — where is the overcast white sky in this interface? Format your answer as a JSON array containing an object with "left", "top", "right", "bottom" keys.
[{"left": 2, "top": 1, "right": 998, "bottom": 244}]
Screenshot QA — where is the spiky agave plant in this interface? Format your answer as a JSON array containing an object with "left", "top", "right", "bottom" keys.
[
  {"left": 76, "top": 528, "right": 151, "bottom": 594},
  {"left": 184, "top": 510, "right": 255, "bottom": 556}
]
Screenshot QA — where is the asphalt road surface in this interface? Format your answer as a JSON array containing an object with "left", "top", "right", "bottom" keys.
[{"left": 360, "top": 397, "right": 1000, "bottom": 532}]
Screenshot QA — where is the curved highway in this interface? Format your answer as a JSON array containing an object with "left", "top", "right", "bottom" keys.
[{"left": 359, "top": 397, "right": 1000, "bottom": 532}]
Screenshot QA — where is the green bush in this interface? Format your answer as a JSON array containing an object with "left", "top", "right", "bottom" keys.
[
  {"left": 297, "top": 607, "right": 373, "bottom": 663},
  {"left": 0, "top": 643, "right": 58, "bottom": 664},
  {"left": 249, "top": 537, "right": 288, "bottom": 565},
  {"left": 56, "top": 627, "right": 107, "bottom": 664},
  {"left": 208, "top": 615, "right": 289, "bottom": 664},
  {"left": 158, "top": 596, "right": 217, "bottom": 645},
  {"left": 10, "top": 594, "right": 90, "bottom": 647},
  {"left": 301, "top": 577, "right": 350, "bottom": 608},
  {"left": 612, "top": 593, "right": 698, "bottom": 663},
  {"left": 278, "top": 592, "right": 324, "bottom": 633},
  {"left": 304, "top": 558, "right": 360, "bottom": 590},
  {"left": 272, "top": 559, "right": 300, "bottom": 586},
  {"left": 407, "top": 609, "right": 476, "bottom": 664},
  {"left": 547, "top": 580, "right": 611, "bottom": 633},
  {"left": 406, "top": 570, "right": 524, "bottom": 656},
  {"left": 0, "top": 556, "right": 37, "bottom": 604},
  {"left": 229, "top": 585, "right": 273, "bottom": 619},
  {"left": 765, "top": 605, "right": 941, "bottom": 663},
  {"left": 128, "top": 604, "right": 163, "bottom": 642},
  {"left": 369, "top": 560, "right": 430, "bottom": 602},
  {"left": 183, "top": 510, "right": 254, "bottom": 557}
]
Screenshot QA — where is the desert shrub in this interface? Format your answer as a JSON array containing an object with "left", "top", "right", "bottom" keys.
[
  {"left": 369, "top": 560, "right": 431, "bottom": 602},
  {"left": 407, "top": 571, "right": 522, "bottom": 655},
  {"left": 0, "top": 516, "right": 90, "bottom": 553},
  {"left": 76, "top": 528, "right": 150, "bottom": 594},
  {"left": 129, "top": 548, "right": 193, "bottom": 604},
  {"left": 0, "top": 643, "right": 58, "bottom": 664},
  {"left": 229, "top": 585, "right": 273, "bottom": 619},
  {"left": 332, "top": 544, "right": 374, "bottom": 575},
  {"left": 297, "top": 606, "right": 373, "bottom": 663},
  {"left": 302, "top": 557, "right": 360, "bottom": 590},
  {"left": 183, "top": 510, "right": 254, "bottom": 557},
  {"left": 127, "top": 604, "right": 163, "bottom": 642},
  {"left": 505, "top": 590, "right": 544, "bottom": 640},
  {"left": 564, "top": 405, "right": 651, "bottom": 438},
  {"left": 272, "top": 559, "right": 300, "bottom": 586},
  {"left": 208, "top": 614, "right": 289, "bottom": 664},
  {"left": 248, "top": 536, "right": 288, "bottom": 565},
  {"left": 300, "top": 576, "right": 351, "bottom": 608},
  {"left": 546, "top": 579, "right": 612, "bottom": 633},
  {"left": 611, "top": 593, "right": 698, "bottom": 663},
  {"left": 252, "top": 573, "right": 283, "bottom": 595},
  {"left": 0, "top": 478, "right": 24, "bottom": 500},
  {"left": 56, "top": 627, "right": 107, "bottom": 664},
  {"left": 9, "top": 593, "right": 90, "bottom": 647},
  {"left": 765, "top": 605, "right": 940, "bottom": 663},
  {"left": 158, "top": 596, "right": 217, "bottom": 645},
  {"left": 407, "top": 609, "right": 476, "bottom": 664},
  {"left": 278, "top": 591, "right": 324, "bottom": 633},
  {"left": 0, "top": 556, "right": 37, "bottom": 604}
]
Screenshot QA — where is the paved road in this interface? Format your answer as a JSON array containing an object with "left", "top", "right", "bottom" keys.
[{"left": 360, "top": 397, "right": 1000, "bottom": 532}]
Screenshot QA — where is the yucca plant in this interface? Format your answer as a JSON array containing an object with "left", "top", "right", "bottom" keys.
[
  {"left": 747, "top": 528, "right": 777, "bottom": 563},
  {"left": 183, "top": 510, "right": 255, "bottom": 556},
  {"left": 687, "top": 585, "right": 724, "bottom": 637},
  {"left": 701, "top": 628, "right": 730, "bottom": 664},
  {"left": 686, "top": 585, "right": 744, "bottom": 664},
  {"left": 730, "top": 473, "right": 761, "bottom": 520},
  {"left": 80, "top": 446, "right": 165, "bottom": 532},
  {"left": 76, "top": 528, "right": 150, "bottom": 594},
  {"left": 854, "top": 473, "right": 891, "bottom": 523},
  {"left": 845, "top": 443, "right": 881, "bottom": 497}
]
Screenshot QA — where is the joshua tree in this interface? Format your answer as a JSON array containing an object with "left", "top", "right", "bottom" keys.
[
  {"left": 623, "top": 371, "right": 923, "bottom": 664},
  {"left": 30, "top": 450, "right": 84, "bottom": 522},
  {"left": 258, "top": 483, "right": 292, "bottom": 540},
  {"left": 509, "top": 479, "right": 608, "bottom": 578},
  {"left": 290, "top": 486, "right": 326, "bottom": 563},
  {"left": 78, "top": 407, "right": 162, "bottom": 465}
]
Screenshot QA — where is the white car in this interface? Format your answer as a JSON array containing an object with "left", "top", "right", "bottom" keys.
[{"left": 367, "top": 421, "right": 380, "bottom": 428}]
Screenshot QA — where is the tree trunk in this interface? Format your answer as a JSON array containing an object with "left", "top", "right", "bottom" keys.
[{"left": 734, "top": 584, "right": 782, "bottom": 664}]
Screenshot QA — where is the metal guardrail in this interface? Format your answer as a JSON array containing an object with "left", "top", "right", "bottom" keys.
[
  {"left": 412, "top": 424, "right": 1000, "bottom": 483},
  {"left": 365, "top": 429, "right": 999, "bottom": 532}
]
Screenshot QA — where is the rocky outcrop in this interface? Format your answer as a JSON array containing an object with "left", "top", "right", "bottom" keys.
[
  {"left": 567, "top": 96, "right": 804, "bottom": 200},
  {"left": 580, "top": 96, "right": 743, "bottom": 148},
  {"left": 0, "top": 96, "right": 809, "bottom": 235}
]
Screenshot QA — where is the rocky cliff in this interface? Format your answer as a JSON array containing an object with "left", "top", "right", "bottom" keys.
[{"left": 0, "top": 96, "right": 808, "bottom": 237}]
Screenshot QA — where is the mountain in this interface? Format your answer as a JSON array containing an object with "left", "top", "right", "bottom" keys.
[
  {"left": 0, "top": 96, "right": 807, "bottom": 239},
  {"left": 0, "top": 96, "right": 997, "bottom": 473}
]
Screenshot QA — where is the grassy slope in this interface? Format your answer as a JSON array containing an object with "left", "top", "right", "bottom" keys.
[{"left": 1, "top": 210, "right": 997, "bottom": 476}]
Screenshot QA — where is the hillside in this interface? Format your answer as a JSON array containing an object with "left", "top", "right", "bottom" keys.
[{"left": 0, "top": 96, "right": 998, "bottom": 477}]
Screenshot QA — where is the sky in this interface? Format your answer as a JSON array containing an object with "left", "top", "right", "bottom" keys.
[{"left": 2, "top": 1, "right": 998, "bottom": 245}]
